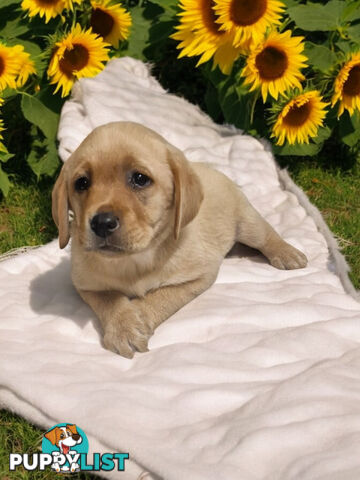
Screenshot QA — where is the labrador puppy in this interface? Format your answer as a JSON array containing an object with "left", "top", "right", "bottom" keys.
[{"left": 52, "top": 122, "right": 307, "bottom": 358}]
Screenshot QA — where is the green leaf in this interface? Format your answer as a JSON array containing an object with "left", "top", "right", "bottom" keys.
[
  {"left": 336, "top": 39, "right": 354, "bottom": 53},
  {"left": 0, "top": 151, "right": 15, "bottom": 163},
  {"left": 120, "top": 5, "right": 153, "bottom": 60},
  {"left": 274, "top": 140, "right": 324, "bottom": 156},
  {"left": 21, "top": 94, "right": 59, "bottom": 140},
  {"left": 282, "top": 0, "right": 298, "bottom": 7},
  {"left": 0, "top": 87, "right": 16, "bottom": 99},
  {"left": 274, "top": 127, "right": 331, "bottom": 156},
  {"left": 204, "top": 83, "right": 222, "bottom": 122},
  {"left": 0, "top": 17, "right": 29, "bottom": 39},
  {"left": 287, "top": 1, "right": 344, "bottom": 31},
  {"left": 144, "top": 20, "right": 176, "bottom": 61},
  {"left": 313, "top": 126, "right": 332, "bottom": 144},
  {"left": 217, "top": 77, "right": 253, "bottom": 130},
  {"left": 341, "top": 0, "right": 360, "bottom": 22},
  {"left": 36, "top": 86, "right": 65, "bottom": 115},
  {"left": 304, "top": 43, "right": 338, "bottom": 72},
  {"left": 120, "top": 1, "right": 177, "bottom": 60},
  {"left": 0, "top": 164, "right": 11, "bottom": 197},
  {"left": 0, "top": 0, "right": 21, "bottom": 8},
  {"left": 339, "top": 112, "right": 360, "bottom": 147},
  {"left": 347, "top": 23, "right": 360, "bottom": 43},
  {"left": 27, "top": 138, "right": 60, "bottom": 179},
  {"left": 148, "top": 0, "right": 178, "bottom": 15}
]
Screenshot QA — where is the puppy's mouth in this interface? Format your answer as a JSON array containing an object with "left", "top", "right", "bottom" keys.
[
  {"left": 84, "top": 237, "right": 125, "bottom": 254},
  {"left": 61, "top": 444, "right": 70, "bottom": 455},
  {"left": 97, "top": 242, "right": 124, "bottom": 254}
]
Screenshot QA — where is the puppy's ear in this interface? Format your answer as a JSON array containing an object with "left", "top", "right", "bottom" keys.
[
  {"left": 167, "top": 145, "right": 203, "bottom": 240},
  {"left": 52, "top": 165, "right": 70, "bottom": 249},
  {"left": 66, "top": 424, "right": 77, "bottom": 434},
  {"left": 44, "top": 428, "right": 57, "bottom": 445}
]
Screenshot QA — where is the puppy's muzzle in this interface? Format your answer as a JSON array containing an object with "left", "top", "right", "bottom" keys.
[{"left": 90, "top": 212, "right": 120, "bottom": 238}]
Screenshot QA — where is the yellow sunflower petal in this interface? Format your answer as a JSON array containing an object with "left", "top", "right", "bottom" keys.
[
  {"left": 9, "top": 45, "right": 36, "bottom": 87},
  {"left": 47, "top": 24, "right": 110, "bottom": 97},
  {"left": 241, "top": 30, "right": 308, "bottom": 102},
  {"left": 171, "top": 0, "right": 242, "bottom": 74},
  {"left": 90, "top": 0, "right": 131, "bottom": 48},
  {"left": 0, "top": 43, "right": 23, "bottom": 91},
  {"left": 332, "top": 51, "right": 360, "bottom": 117},
  {"left": 21, "top": 0, "right": 69, "bottom": 23},
  {"left": 272, "top": 91, "right": 328, "bottom": 146},
  {"left": 0, "top": 115, "right": 7, "bottom": 152},
  {"left": 213, "top": 0, "right": 285, "bottom": 46}
]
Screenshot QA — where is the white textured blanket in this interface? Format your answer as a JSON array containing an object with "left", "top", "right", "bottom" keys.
[{"left": 1, "top": 57, "right": 360, "bottom": 480}]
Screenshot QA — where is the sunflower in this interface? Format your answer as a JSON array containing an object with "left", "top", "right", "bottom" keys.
[
  {"left": 65, "top": 0, "right": 82, "bottom": 7},
  {"left": 47, "top": 24, "right": 110, "bottom": 97},
  {"left": 90, "top": 0, "right": 131, "bottom": 48},
  {"left": 0, "top": 100, "right": 6, "bottom": 153},
  {"left": 0, "top": 43, "right": 23, "bottom": 91},
  {"left": 213, "top": 0, "right": 284, "bottom": 46},
  {"left": 21, "top": 0, "right": 67, "bottom": 23},
  {"left": 272, "top": 90, "right": 328, "bottom": 145},
  {"left": 332, "top": 52, "right": 360, "bottom": 117},
  {"left": 241, "top": 30, "right": 307, "bottom": 102},
  {"left": 0, "top": 118, "right": 6, "bottom": 153},
  {"left": 10, "top": 45, "right": 36, "bottom": 87},
  {"left": 21, "top": 0, "right": 81, "bottom": 23},
  {"left": 171, "top": 0, "right": 245, "bottom": 74}
]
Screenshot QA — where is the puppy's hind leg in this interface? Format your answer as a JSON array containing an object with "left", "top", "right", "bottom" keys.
[{"left": 235, "top": 189, "right": 307, "bottom": 270}]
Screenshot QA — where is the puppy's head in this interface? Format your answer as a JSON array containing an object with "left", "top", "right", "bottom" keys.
[
  {"left": 44, "top": 424, "right": 81, "bottom": 448},
  {"left": 52, "top": 122, "right": 203, "bottom": 254}
]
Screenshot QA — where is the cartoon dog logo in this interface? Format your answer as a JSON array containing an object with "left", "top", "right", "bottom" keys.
[{"left": 44, "top": 424, "right": 83, "bottom": 472}]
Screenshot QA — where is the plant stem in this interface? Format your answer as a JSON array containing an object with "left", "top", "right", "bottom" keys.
[{"left": 250, "top": 90, "right": 260, "bottom": 126}]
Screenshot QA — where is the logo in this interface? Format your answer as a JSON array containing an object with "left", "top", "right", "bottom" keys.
[
  {"left": 9, "top": 423, "right": 129, "bottom": 473},
  {"left": 42, "top": 423, "right": 88, "bottom": 473}
]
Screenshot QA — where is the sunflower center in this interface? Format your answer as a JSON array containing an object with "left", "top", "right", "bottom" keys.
[
  {"left": 59, "top": 44, "right": 89, "bottom": 77},
  {"left": 230, "top": 0, "right": 267, "bottom": 26},
  {"left": 90, "top": 8, "right": 115, "bottom": 38},
  {"left": 0, "top": 57, "right": 4, "bottom": 76},
  {"left": 37, "top": 0, "right": 62, "bottom": 5},
  {"left": 202, "top": 0, "right": 224, "bottom": 35},
  {"left": 343, "top": 65, "right": 360, "bottom": 97},
  {"left": 255, "top": 46, "right": 288, "bottom": 80},
  {"left": 283, "top": 101, "right": 311, "bottom": 127}
]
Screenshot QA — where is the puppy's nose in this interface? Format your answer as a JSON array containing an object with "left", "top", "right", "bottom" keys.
[
  {"left": 90, "top": 212, "right": 119, "bottom": 238},
  {"left": 71, "top": 434, "right": 80, "bottom": 441}
]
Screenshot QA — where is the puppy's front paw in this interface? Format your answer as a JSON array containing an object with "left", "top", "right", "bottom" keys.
[
  {"left": 103, "top": 304, "right": 153, "bottom": 358},
  {"left": 269, "top": 242, "right": 307, "bottom": 270}
]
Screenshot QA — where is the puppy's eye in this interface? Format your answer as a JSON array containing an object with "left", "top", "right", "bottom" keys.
[
  {"left": 131, "top": 172, "right": 152, "bottom": 188},
  {"left": 60, "top": 433, "right": 65, "bottom": 439},
  {"left": 75, "top": 176, "right": 90, "bottom": 192}
]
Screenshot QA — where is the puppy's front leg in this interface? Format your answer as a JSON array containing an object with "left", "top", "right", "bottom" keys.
[
  {"left": 79, "top": 273, "right": 216, "bottom": 358},
  {"left": 78, "top": 289, "right": 152, "bottom": 358},
  {"left": 236, "top": 191, "right": 307, "bottom": 270}
]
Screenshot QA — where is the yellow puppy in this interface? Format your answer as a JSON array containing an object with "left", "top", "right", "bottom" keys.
[{"left": 52, "top": 122, "right": 307, "bottom": 358}]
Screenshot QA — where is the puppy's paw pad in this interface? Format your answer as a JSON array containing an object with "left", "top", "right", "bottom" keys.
[
  {"left": 270, "top": 244, "right": 307, "bottom": 270},
  {"left": 103, "top": 307, "right": 153, "bottom": 358}
]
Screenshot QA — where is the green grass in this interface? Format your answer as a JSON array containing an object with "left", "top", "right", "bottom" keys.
[
  {"left": 282, "top": 159, "right": 360, "bottom": 289},
  {"left": 0, "top": 411, "right": 96, "bottom": 480},
  {"left": 0, "top": 178, "right": 56, "bottom": 253}
]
